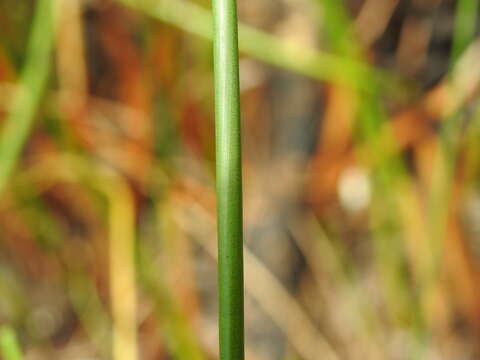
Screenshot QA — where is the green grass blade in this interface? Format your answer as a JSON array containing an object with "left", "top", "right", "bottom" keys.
[
  {"left": 451, "top": 0, "right": 479, "bottom": 64},
  {"left": 212, "top": 0, "right": 244, "bottom": 358},
  {"left": 0, "top": 327, "right": 23, "bottom": 360},
  {"left": 0, "top": 0, "right": 54, "bottom": 193},
  {"left": 116, "top": 0, "right": 388, "bottom": 88}
]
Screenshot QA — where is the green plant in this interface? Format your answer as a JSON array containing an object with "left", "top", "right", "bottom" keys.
[
  {"left": 451, "top": 0, "right": 479, "bottom": 64},
  {"left": 116, "top": 0, "right": 385, "bottom": 88},
  {"left": 0, "top": 0, "right": 54, "bottom": 193},
  {"left": 0, "top": 327, "right": 23, "bottom": 360},
  {"left": 212, "top": 0, "right": 244, "bottom": 358}
]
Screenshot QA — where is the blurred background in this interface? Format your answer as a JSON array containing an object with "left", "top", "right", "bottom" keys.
[{"left": 1, "top": 0, "right": 480, "bottom": 359}]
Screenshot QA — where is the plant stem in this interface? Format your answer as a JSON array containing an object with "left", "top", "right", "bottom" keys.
[
  {"left": 451, "top": 0, "right": 479, "bottom": 64},
  {"left": 117, "top": 0, "right": 387, "bottom": 88},
  {"left": 0, "top": 0, "right": 54, "bottom": 193},
  {"left": 212, "top": 0, "right": 244, "bottom": 358}
]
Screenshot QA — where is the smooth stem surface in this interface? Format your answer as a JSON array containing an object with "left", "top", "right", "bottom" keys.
[{"left": 212, "top": 0, "right": 244, "bottom": 358}]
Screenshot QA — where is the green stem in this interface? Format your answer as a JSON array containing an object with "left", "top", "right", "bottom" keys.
[
  {"left": 0, "top": 0, "right": 54, "bottom": 193},
  {"left": 117, "top": 0, "right": 386, "bottom": 89},
  {"left": 451, "top": 0, "right": 479, "bottom": 64},
  {"left": 212, "top": 0, "right": 244, "bottom": 358}
]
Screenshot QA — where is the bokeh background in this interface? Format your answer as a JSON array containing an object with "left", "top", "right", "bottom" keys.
[{"left": 1, "top": 0, "right": 480, "bottom": 359}]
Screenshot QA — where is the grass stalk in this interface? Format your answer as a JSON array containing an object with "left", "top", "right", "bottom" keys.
[
  {"left": 0, "top": 0, "right": 54, "bottom": 193},
  {"left": 212, "top": 0, "right": 244, "bottom": 358},
  {"left": 21, "top": 154, "right": 139, "bottom": 360},
  {"left": 116, "top": 0, "right": 388, "bottom": 88},
  {"left": 451, "top": 0, "right": 479, "bottom": 64},
  {"left": 106, "top": 178, "right": 138, "bottom": 360}
]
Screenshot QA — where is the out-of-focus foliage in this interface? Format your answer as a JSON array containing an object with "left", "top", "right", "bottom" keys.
[{"left": 1, "top": 0, "right": 480, "bottom": 359}]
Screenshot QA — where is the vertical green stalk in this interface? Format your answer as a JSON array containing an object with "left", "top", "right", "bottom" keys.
[
  {"left": 212, "top": 0, "right": 244, "bottom": 358},
  {"left": 451, "top": 0, "right": 479, "bottom": 64},
  {"left": 0, "top": 0, "right": 54, "bottom": 192}
]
